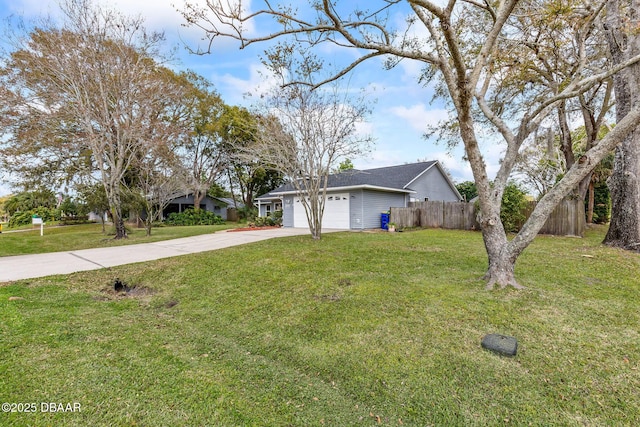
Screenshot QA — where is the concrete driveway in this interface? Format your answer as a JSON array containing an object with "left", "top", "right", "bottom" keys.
[{"left": 0, "top": 228, "right": 332, "bottom": 282}]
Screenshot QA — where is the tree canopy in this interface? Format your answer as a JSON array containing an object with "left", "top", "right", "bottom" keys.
[
  {"left": 0, "top": 0, "right": 194, "bottom": 238},
  {"left": 0, "top": 0, "right": 290, "bottom": 236},
  {"left": 239, "top": 80, "right": 373, "bottom": 239},
  {"left": 180, "top": 0, "right": 640, "bottom": 287}
]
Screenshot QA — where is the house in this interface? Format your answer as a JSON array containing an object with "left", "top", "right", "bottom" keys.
[
  {"left": 164, "top": 194, "right": 245, "bottom": 221},
  {"left": 255, "top": 161, "right": 462, "bottom": 230},
  {"left": 88, "top": 211, "right": 109, "bottom": 223}
]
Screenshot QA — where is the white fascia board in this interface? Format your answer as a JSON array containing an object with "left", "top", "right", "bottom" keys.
[
  {"left": 267, "top": 185, "right": 415, "bottom": 196},
  {"left": 254, "top": 195, "right": 283, "bottom": 203}
]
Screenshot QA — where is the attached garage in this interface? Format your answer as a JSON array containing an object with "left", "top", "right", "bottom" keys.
[
  {"left": 293, "top": 193, "right": 351, "bottom": 229},
  {"left": 255, "top": 161, "right": 463, "bottom": 231}
]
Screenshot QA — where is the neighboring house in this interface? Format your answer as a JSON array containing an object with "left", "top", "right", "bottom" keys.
[
  {"left": 255, "top": 161, "right": 462, "bottom": 230},
  {"left": 164, "top": 194, "right": 245, "bottom": 221},
  {"left": 211, "top": 197, "right": 245, "bottom": 221},
  {"left": 88, "top": 211, "right": 109, "bottom": 223}
]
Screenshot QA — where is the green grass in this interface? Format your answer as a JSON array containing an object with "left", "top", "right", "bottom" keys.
[
  {"left": 1, "top": 226, "right": 639, "bottom": 425},
  {"left": 0, "top": 223, "right": 238, "bottom": 256}
]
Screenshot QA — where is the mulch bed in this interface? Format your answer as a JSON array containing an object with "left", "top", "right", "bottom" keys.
[{"left": 227, "top": 226, "right": 282, "bottom": 232}]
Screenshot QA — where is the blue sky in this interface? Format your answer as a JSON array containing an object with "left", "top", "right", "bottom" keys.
[{"left": 0, "top": 0, "right": 496, "bottom": 197}]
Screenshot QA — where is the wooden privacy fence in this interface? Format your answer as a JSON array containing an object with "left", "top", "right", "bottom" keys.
[
  {"left": 226, "top": 208, "right": 239, "bottom": 222},
  {"left": 390, "top": 198, "right": 585, "bottom": 236},
  {"left": 520, "top": 199, "right": 586, "bottom": 236},
  {"left": 390, "top": 201, "right": 478, "bottom": 231}
]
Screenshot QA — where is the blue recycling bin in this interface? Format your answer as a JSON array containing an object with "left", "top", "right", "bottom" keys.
[{"left": 381, "top": 212, "right": 390, "bottom": 230}]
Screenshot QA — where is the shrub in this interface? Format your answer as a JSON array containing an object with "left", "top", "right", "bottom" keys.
[
  {"left": 8, "top": 211, "right": 32, "bottom": 228},
  {"left": 251, "top": 210, "right": 282, "bottom": 227},
  {"left": 590, "top": 181, "right": 611, "bottom": 224},
  {"left": 271, "top": 209, "right": 283, "bottom": 226},
  {"left": 60, "top": 215, "right": 90, "bottom": 225},
  {"left": 60, "top": 197, "right": 89, "bottom": 218},
  {"left": 3, "top": 190, "right": 57, "bottom": 215},
  {"left": 240, "top": 206, "right": 258, "bottom": 221},
  {"left": 500, "top": 182, "right": 528, "bottom": 233},
  {"left": 165, "top": 208, "right": 224, "bottom": 226},
  {"left": 456, "top": 181, "right": 478, "bottom": 202},
  {"left": 8, "top": 207, "right": 62, "bottom": 228}
]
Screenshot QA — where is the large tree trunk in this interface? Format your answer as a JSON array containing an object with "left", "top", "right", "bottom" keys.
[
  {"left": 603, "top": 0, "right": 640, "bottom": 250},
  {"left": 193, "top": 190, "right": 205, "bottom": 212},
  {"left": 460, "top": 126, "right": 522, "bottom": 287},
  {"left": 104, "top": 180, "right": 127, "bottom": 239},
  {"left": 113, "top": 214, "right": 127, "bottom": 239},
  {"left": 110, "top": 197, "right": 127, "bottom": 239},
  {"left": 245, "top": 183, "right": 254, "bottom": 209},
  {"left": 304, "top": 195, "right": 322, "bottom": 240},
  {"left": 604, "top": 128, "right": 640, "bottom": 249},
  {"left": 481, "top": 222, "right": 524, "bottom": 290},
  {"left": 560, "top": 99, "right": 598, "bottom": 220}
]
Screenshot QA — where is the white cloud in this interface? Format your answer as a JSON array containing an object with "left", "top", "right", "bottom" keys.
[
  {"left": 480, "top": 140, "right": 506, "bottom": 180},
  {"left": 397, "top": 58, "right": 424, "bottom": 83},
  {"left": 109, "top": 0, "right": 256, "bottom": 50},
  {"left": 388, "top": 104, "right": 450, "bottom": 133},
  {"left": 7, "top": 0, "right": 256, "bottom": 52},
  {"left": 428, "top": 142, "right": 505, "bottom": 184},
  {"left": 353, "top": 150, "right": 406, "bottom": 170},
  {"left": 3, "top": 0, "right": 56, "bottom": 16},
  {"left": 431, "top": 151, "right": 472, "bottom": 183},
  {"left": 209, "top": 62, "right": 283, "bottom": 105},
  {"left": 0, "top": 0, "right": 503, "bottom": 193},
  {"left": 354, "top": 119, "right": 375, "bottom": 139}
]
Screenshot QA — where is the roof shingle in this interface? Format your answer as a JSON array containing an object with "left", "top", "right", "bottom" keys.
[{"left": 258, "top": 161, "right": 438, "bottom": 198}]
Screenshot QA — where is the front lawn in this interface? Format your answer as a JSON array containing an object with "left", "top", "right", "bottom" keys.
[
  {"left": 1, "top": 226, "right": 639, "bottom": 425},
  {"left": 0, "top": 223, "right": 238, "bottom": 257}
]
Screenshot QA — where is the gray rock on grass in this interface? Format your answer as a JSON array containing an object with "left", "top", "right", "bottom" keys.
[{"left": 481, "top": 333, "right": 518, "bottom": 356}]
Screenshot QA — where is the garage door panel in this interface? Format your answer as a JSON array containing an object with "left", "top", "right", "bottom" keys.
[
  {"left": 293, "top": 193, "right": 350, "bottom": 229},
  {"left": 323, "top": 194, "right": 350, "bottom": 229},
  {"left": 293, "top": 197, "right": 308, "bottom": 228}
]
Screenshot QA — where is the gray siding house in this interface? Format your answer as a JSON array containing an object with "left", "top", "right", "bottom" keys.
[
  {"left": 164, "top": 195, "right": 244, "bottom": 221},
  {"left": 256, "top": 161, "right": 461, "bottom": 230}
]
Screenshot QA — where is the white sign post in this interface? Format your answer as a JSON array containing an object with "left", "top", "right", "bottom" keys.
[{"left": 32, "top": 217, "right": 44, "bottom": 236}]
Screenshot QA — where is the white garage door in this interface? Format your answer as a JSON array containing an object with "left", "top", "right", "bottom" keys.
[{"left": 293, "top": 193, "right": 350, "bottom": 229}]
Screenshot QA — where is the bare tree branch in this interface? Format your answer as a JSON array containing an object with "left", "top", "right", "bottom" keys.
[{"left": 180, "top": 0, "right": 640, "bottom": 287}]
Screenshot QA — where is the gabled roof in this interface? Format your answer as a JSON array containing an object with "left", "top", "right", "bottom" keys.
[
  {"left": 167, "top": 192, "right": 246, "bottom": 209},
  {"left": 211, "top": 196, "right": 245, "bottom": 209},
  {"left": 345, "top": 161, "right": 439, "bottom": 189},
  {"left": 257, "top": 161, "right": 446, "bottom": 199}
]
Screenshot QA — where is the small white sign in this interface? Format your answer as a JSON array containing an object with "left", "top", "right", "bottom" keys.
[{"left": 32, "top": 218, "right": 44, "bottom": 225}]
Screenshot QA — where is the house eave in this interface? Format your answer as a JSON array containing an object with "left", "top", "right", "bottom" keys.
[{"left": 261, "top": 185, "right": 415, "bottom": 198}]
